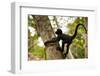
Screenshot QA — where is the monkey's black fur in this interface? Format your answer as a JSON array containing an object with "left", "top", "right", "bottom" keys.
[{"left": 44, "top": 24, "right": 87, "bottom": 58}]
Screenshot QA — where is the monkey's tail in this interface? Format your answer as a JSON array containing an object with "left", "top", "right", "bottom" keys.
[{"left": 71, "top": 24, "right": 87, "bottom": 40}]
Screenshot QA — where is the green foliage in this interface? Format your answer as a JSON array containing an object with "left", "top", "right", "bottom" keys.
[
  {"left": 29, "top": 45, "right": 45, "bottom": 58},
  {"left": 67, "top": 17, "right": 87, "bottom": 58},
  {"left": 33, "top": 33, "right": 38, "bottom": 40}
]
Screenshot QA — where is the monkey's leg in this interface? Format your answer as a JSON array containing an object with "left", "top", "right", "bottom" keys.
[
  {"left": 62, "top": 42, "right": 65, "bottom": 53},
  {"left": 64, "top": 44, "right": 70, "bottom": 58}
]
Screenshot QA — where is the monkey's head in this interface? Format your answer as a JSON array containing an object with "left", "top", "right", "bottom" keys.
[{"left": 55, "top": 29, "right": 62, "bottom": 35}]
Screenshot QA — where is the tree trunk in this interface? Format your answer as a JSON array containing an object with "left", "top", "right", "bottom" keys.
[
  {"left": 67, "top": 49, "right": 74, "bottom": 59},
  {"left": 32, "top": 15, "right": 64, "bottom": 60}
]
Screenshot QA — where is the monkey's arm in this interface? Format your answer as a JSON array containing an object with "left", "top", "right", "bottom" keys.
[{"left": 44, "top": 37, "right": 60, "bottom": 46}]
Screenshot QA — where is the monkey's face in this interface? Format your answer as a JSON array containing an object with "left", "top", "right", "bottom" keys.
[{"left": 55, "top": 29, "right": 62, "bottom": 35}]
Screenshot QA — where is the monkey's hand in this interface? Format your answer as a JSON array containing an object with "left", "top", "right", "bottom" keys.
[
  {"left": 44, "top": 38, "right": 57, "bottom": 46},
  {"left": 44, "top": 41, "right": 49, "bottom": 46}
]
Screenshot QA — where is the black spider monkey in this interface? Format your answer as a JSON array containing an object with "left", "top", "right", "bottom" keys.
[{"left": 44, "top": 24, "right": 87, "bottom": 58}]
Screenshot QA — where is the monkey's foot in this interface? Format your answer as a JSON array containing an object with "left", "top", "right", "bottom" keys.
[{"left": 63, "top": 53, "right": 67, "bottom": 58}]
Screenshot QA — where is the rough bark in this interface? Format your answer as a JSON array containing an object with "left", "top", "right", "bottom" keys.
[
  {"left": 53, "top": 16, "right": 59, "bottom": 27},
  {"left": 32, "top": 15, "right": 64, "bottom": 59}
]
